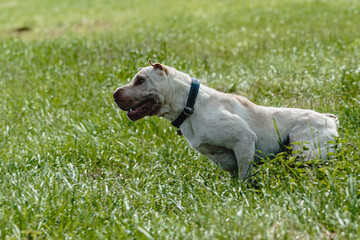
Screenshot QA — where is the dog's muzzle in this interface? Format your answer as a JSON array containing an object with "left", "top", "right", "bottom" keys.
[{"left": 113, "top": 88, "right": 160, "bottom": 121}]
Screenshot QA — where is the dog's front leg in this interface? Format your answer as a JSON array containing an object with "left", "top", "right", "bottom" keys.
[
  {"left": 188, "top": 112, "right": 257, "bottom": 180},
  {"left": 232, "top": 140, "right": 256, "bottom": 180},
  {"left": 199, "top": 129, "right": 256, "bottom": 180}
]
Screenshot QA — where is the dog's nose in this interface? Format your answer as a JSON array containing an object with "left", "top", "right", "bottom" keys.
[{"left": 113, "top": 88, "right": 122, "bottom": 100}]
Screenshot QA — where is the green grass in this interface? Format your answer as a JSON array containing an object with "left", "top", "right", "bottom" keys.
[{"left": 1, "top": 0, "right": 360, "bottom": 239}]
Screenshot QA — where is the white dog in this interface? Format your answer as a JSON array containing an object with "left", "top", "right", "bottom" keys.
[{"left": 113, "top": 60, "right": 338, "bottom": 179}]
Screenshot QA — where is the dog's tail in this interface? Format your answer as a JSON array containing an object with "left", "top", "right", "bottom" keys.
[{"left": 325, "top": 113, "right": 339, "bottom": 128}]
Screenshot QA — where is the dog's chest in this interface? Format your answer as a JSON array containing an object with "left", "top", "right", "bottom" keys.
[{"left": 181, "top": 127, "right": 200, "bottom": 149}]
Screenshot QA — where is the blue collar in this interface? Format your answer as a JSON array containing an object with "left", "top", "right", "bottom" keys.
[{"left": 171, "top": 78, "right": 200, "bottom": 128}]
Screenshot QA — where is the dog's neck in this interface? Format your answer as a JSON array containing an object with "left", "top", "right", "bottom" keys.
[{"left": 156, "top": 67, "right": 195, "bottom": 122}]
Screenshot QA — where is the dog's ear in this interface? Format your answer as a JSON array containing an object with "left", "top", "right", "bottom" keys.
[{"left": 148, "top": 58, "right": 168, "bottom": 75}]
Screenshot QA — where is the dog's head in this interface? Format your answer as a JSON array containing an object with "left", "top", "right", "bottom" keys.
[{"left": 113, "top": 59, "right": 170, "bottom": 121}]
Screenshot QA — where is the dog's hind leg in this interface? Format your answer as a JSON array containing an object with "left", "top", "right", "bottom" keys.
[{"left": 289, "top": 123, "right": 337, "bottom": 160}]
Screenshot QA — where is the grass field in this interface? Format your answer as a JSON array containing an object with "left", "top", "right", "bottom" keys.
[{"left": 0, "top": 0, "right": 360, "bottom": 239}]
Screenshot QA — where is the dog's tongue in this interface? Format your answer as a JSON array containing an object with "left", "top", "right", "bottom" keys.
[{"left": 127, "top": 101, "right": 155, "bottom": 121}]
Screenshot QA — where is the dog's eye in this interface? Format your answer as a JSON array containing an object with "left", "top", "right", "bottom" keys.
[{"left": 135, "top": 77, "right": 145, "bottom": 86}]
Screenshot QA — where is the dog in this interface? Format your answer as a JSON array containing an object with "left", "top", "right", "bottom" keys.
[{"left": 113, "top": 60, "right": 338, "bottom": 179}]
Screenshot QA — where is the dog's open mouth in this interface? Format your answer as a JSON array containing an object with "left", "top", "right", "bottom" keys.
[{"left": 127, "top": 98, "right": 159, "bottom": 121}]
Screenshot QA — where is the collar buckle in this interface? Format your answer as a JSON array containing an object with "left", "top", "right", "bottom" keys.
[
  {"left": 171, "top": 78, "right": 200, "bottom": 129},
  {"left": 183, "top": 106, "right": 194, "bottom": 116}
]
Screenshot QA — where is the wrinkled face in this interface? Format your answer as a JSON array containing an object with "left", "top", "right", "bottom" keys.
[{"left": 113, "top": 64, "right": 168, "bottom": 121}]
